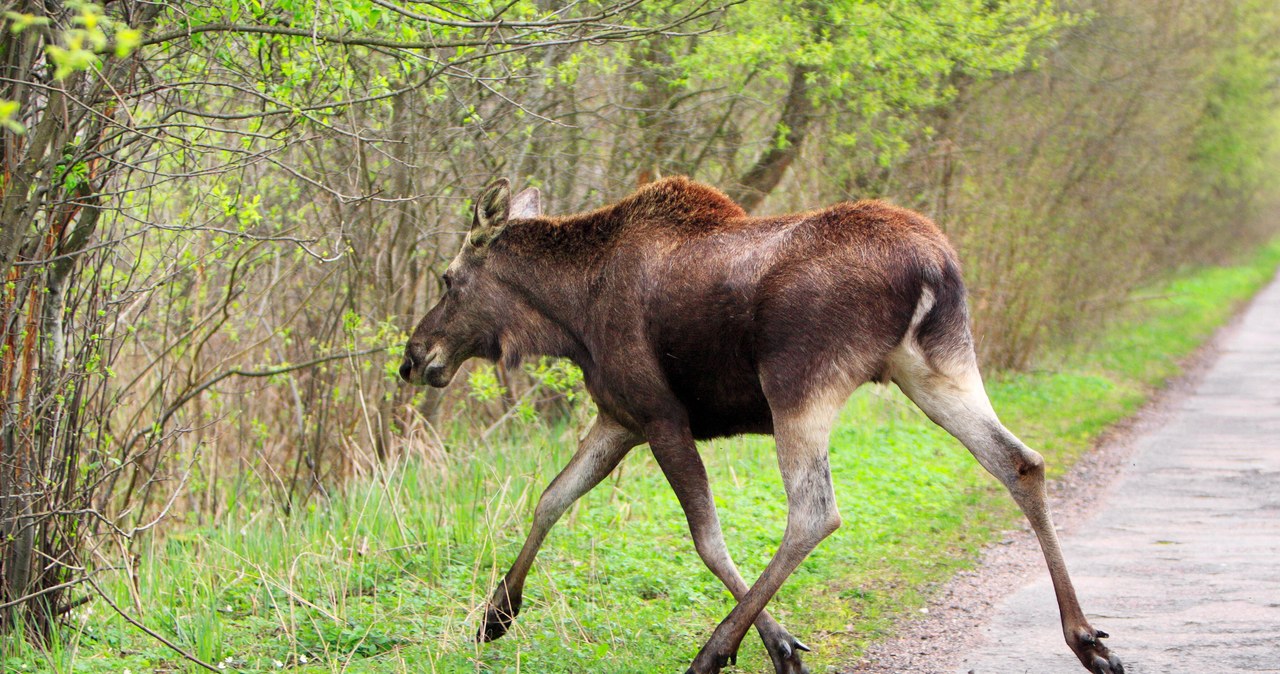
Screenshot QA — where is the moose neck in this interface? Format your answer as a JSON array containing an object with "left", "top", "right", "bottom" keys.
[{"left": 486, "top": 230, "right": 600, "bottom": 372}]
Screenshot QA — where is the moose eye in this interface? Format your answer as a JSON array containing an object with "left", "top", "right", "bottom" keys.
[{"left": 442, "top": 272, "right": 454, "bottom": 290}]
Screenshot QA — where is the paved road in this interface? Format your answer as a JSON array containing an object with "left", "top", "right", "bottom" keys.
[{"left": 956, "top": 276, "right": 1280, "bottom": 674}]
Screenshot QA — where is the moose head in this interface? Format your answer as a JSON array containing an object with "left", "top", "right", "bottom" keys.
[{"left": 399, "top": 179, "right": 543, "bottom": 387}]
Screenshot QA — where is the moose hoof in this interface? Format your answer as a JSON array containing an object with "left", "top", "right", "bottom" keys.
[
  {"left": 476, "top": 593, "right": 522, "bottom": 643},
  {"left": 1073, "top": 627, "right": 1122, "bottom": 674},
  {"left": 684, "top": 646, "right": 738, "bottom": 674},
  {"left": 766, "top": 636, "right": 811, "bottom": 674},
  {"left": 1090, "top": 653, "right": 1124, "bottom": 674}
]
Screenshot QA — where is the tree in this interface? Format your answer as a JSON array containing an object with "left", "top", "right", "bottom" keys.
[
  {"left": 0, "top": 0, "right": 720, "bottom": 643},
  {"left": 631, "top": 0, "right": 1066, "bottom": 211}
]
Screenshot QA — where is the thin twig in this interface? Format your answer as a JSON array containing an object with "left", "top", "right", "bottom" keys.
[
  {"left": 480, "top": 382, "right": 543, "bottom": 442},
  {"left": 0, "top": 576, "right": 90, "bottom": 611},
  {"left": 124, "top": 346, "right": 391, "bottom": 454},
  {"left": 84, "top": 575, "right": 219, "bottom": 672}
]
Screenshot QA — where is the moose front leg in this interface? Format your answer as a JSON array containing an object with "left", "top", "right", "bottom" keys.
[
  {"left": 647, "top": 418, "right": 813, "bottom": 674},
  {"left": 478, "top": 413, "right": 640, "bottom": 642}
]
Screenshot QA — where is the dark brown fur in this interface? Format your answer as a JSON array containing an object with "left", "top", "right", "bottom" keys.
[
  {"left": 409, "top": 178, "right": 959, "bottom": 430},
  {"left": 400, "top": 177, "right": 1123, "bottom": 674}
]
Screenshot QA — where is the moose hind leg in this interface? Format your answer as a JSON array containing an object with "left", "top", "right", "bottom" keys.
[
  {"left": 478, "top": 414, "right": 640, "bottom": 642},
  {"left": 891, "top": 352, "right": 1123, "bottom": 674},
  {"left": 681, "top": 395, "right": 843, "bottom": 674},
  {"left": 647, "top": 419, "right": 812, "bottom": 674}
]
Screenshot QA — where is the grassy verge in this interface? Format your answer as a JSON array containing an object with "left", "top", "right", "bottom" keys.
[{"left": 5, "top": 241, "right": 1279, "bottom": 674}]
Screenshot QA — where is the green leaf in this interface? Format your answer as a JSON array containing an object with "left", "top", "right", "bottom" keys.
[{"left": 0, "top": 99, "right": 24, "bottom": 134}]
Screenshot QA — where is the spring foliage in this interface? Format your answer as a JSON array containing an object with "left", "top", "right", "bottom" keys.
[{"left": 1, "top": 0, "right": 1278, "bottom": 662}]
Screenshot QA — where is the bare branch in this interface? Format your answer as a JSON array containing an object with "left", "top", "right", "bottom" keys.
[{"left": 84, "top": 575, "right": 219, "bottom": 672}]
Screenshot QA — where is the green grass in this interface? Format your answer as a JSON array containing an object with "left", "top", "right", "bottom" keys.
[{"left": 4, "top": 240, "right": 1279, "bottom": 674}]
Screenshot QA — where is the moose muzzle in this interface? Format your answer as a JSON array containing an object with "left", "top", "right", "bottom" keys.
[{"left": 398, "top": 344, "right": 447, "bottom": 387}]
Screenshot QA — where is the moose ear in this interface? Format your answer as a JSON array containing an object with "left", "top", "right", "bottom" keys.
[
  {"left": 510, "top": 187, "right": 542, "bottom": 220},
  {"left": 469, "top": 178, "right": 510, "bottom": 248}
]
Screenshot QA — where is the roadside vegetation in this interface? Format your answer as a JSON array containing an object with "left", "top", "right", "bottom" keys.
[
  {"left": 3, "top": 0, "right": 1280, "bottom": 672},
  {"left": 5, "top": 236, "right": 1279, "bottom": 674}
]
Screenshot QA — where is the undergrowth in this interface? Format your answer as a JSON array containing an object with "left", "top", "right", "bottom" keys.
[{"left": 3, "top": 241, "right": 1278, "bottom": 673}]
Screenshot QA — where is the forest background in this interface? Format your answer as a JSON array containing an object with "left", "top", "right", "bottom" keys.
[{"left": 2, "top": 0, "right": 1280, "bottom": 671}]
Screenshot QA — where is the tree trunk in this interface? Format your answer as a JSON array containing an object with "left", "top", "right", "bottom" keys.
[{"left": 727, "top": 64, "right": 817, "bottom": 212}]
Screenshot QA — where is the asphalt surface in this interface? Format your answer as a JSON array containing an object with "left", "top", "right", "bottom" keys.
[{"left": 954, "top": 275, "right": 1280, "bottom": 674}]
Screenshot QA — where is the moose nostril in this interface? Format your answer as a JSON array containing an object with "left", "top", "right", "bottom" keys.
[{"left": 399, "top": 349, "right": 419, "bottom": 383}]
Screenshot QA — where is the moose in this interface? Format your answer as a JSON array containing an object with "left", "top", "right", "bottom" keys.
[{"left": 400, "top": 177, "right": 1124, "bottom": 674}]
